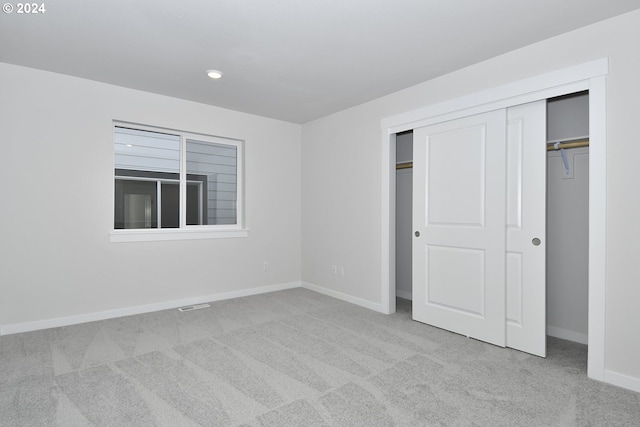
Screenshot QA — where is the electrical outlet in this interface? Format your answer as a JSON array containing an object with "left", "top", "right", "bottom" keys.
[
  {"left": 263, "top": 261, "right": 271, "bottom": 272},
  {"left": 331, "top": 265, "right": 337, "bottom": 275},
  {"left": 339, "top": 266, "right": 345, "bottom": 277}
]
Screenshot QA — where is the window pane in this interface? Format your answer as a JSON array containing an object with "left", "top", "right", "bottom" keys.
[
  {"left": 114, "top": 127, "right": 180, "bottom": 174},
  {"left": 186, "top": 182, "right": 204, "bottom": 225},
  {"left": 160, "top": 183, "right": 179, "bottom": 228},
  {"left": 186, "top": 139, "right": 237, "bottom": 225},
  {"left": 114, "top": 180, "right": 157, "bottom": 229},
  {"left": 114, "top": 127, "right": 180, "bottom": 229}
]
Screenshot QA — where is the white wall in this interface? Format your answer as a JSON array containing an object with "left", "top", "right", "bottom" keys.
[
  {"left": 301, "top": 10, "right": 640, "bottom": 385},
  {"left": 0, "top": 63, "right": 302, "bottom": 329}
]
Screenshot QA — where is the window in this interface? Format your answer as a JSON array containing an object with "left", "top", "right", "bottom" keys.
[{"left": 112, "top": 124, "right": 245, "bottom": 241}]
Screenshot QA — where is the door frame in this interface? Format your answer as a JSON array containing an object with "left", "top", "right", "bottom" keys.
[{"left": 380, "top": 58, "right": 608, "bottom": 382}]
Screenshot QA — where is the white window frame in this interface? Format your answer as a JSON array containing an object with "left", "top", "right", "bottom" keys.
[{"left": 110, "top": 121, "right": 247, "bottom": 242}]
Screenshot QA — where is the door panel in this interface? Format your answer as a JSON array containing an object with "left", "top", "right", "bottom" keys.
[
  {"left": 426, "top": 245, "right": 486, "bottom": 316},
  {"left": 506, "top": 101, "right": 547, "bottom": 357},
  {"left": 427, "top": 125, "right": 486, "bottom": 226},
  {"left": 413, "top": 109, "right": 507, "bottom": 347}
]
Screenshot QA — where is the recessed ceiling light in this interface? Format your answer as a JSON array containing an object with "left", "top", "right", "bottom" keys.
[{"left": 207, "top": 69, "right": 223, "bottom": 79}]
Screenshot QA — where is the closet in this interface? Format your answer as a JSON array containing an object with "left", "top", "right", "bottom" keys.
[
  {"left": 546, "top": 91, "right": 589, "bottom": 345},
  {"left": 395, "top": 91, "right": 590, "bottom": 351}
]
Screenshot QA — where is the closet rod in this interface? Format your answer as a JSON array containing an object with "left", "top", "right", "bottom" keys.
[
  {"left": 396, "top": 162, "right": 413, "bottom": 170},
  {"left": 547, "top": 139, "right": 589, "bottom": 151}
]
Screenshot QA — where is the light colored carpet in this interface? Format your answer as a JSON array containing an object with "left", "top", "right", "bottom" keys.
[{"left": 1, "top": 288, "right": 639, "bottom": 426}]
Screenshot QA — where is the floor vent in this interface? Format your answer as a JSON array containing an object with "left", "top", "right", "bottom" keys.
[{"left": 178, "top": 303, "right": 210, "bottom": 312}]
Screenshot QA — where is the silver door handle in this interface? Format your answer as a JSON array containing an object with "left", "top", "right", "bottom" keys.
[
  {"left": 532, "top": 237, "right": 541, "bottom": 246},
  {"left": 415, "top": 231, "right": 420, "bottom": 237}
]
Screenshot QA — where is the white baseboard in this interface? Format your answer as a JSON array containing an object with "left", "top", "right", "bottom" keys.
[
  {"left": 604, "top": 369, "right": 640, "bottom": 394},
  {"left": 0, "top": 281, "right": 302, "bottom": 336},
  {"left": 546, "top": 325, "right": 588, "bottom": 345},
  {"left": 396, "top": 290, "right": 412, "bottom": 300},
  {"left": 301, "top": 281, "right": 384, "bottom": 313}
]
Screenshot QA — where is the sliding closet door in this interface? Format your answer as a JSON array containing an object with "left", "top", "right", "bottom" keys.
[
  {"left": 505, "top": 101, "right": 547, "bottom": 357},
  {"left": 412, "top": 109, "right": 507, "bottom": 347}
]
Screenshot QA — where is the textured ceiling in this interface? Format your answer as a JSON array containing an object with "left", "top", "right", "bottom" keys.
[{"left": 1, "top": 0, "right": 639, "bottom": 123}]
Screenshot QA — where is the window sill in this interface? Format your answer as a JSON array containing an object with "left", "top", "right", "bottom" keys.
[{"left": 109, "top": 227, "right": 249, "bottom": 243}]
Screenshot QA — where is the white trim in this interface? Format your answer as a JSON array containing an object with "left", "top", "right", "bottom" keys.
[
  {"left": 0, "top": 281, "right": 301, "bottom": 336},
  {"left": 179, "top": 134, "right": 187, "bottom": 228},
  {"left": 235, "top": 137, "right": 246, "bottom": 229},
  {"left": 604, "top": 370, "right": 640, "bottom": 394},
  {"left": 381, "top": 129, "right": 395, "bottom": 315},
  {"left": 587, "top": 75, "right": 607, "bottom": 381},
  {"left": 109, "top": 227, "right": 249, "bottom": 242},
  {"left": 301, "top": 281, "right": 384, "bottom": 313},
  {"left": 380, "top": 133, "right": 396, "bottom": 315},
  {"left": 380, "top": 58, "right": 608, "bottom": 385},
  {"left": 547, "top": 326, "right": 588, "bottom": 345}
]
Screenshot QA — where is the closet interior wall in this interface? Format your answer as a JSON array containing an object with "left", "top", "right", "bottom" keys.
[
  {"left": 546, "top": 92, "right": 590, "bottom": 344},
  {"left": 395, "top": 131, "right": 413, "bottom": 301}
]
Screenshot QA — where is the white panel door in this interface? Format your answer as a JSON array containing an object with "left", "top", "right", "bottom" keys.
[
  {"left": 412, "top": 110, "right": 507, "bottom": 347},
  {"left": 506, "top": 101, "right": 547, "bottom": 357}
]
